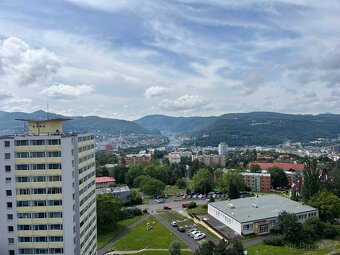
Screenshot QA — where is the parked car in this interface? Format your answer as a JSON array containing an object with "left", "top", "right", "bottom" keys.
[
  {"left": 157, "top": 198, "right": 165, "bottom": 203},
  {"left": 170, "top": 221, "right": 177, "bottom": 227},
  {"left": 187, "top": 229, "right": 197, "bottom": 236},
  {"left": 177, "top": 226, "right": 185, "bottom": 232},
  {"left": 190, "top": 230, "right": 201, "bottom": 237},
  {"left": 194, "top": 233, "right": 206, "bottom": 240},
  {"left": 163, "top": 205, "right": 172, "bottom": 210}
]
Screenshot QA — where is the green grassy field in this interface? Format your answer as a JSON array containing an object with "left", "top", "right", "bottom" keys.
[
  {"left": 111, "top": 216, "right": 188, "bottom": 251},
  {"left": 164, "top": 185, "right": 187, "bottom": 196},
  {"left": 247, "top": 238, "right": 340, "bottom": 255},
  {"left": 97, "top": 215, "right": 143, "bottom": 249},
  {"left": 187, "top": 205, "right": 208, "bottom": 215},
  {"left": 133, "top": 250, "right": 193, "bottom": 255}
]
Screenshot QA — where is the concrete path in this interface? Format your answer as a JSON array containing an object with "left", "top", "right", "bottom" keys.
[
  {"left": 242, "top": 235, "right": 267, "bottom": 248},
  {"left": 97, "top": 214, "right": 150, "bottom": 255}
]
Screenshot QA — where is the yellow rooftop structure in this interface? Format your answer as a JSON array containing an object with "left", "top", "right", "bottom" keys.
[{"left": 15, "top": 118, "right": 71, "bottom": 135}]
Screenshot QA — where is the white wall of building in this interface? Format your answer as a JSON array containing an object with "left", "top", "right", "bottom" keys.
[{"left": 208, "top": 204, "right": 242, "bottom": 234}]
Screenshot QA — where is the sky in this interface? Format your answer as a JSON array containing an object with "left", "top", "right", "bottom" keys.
[{"left": 0, "top": 0, "right": 340, "bottom": 120}]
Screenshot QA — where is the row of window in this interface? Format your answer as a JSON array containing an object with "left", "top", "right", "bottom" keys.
[
  {"left": 15, "top": 139, "right": 61, "bottom": 146},
  {"left": 17, "top": 200, "right": 62, "bottom": 207},
  {"left": 78, "top": 143, "right": 95, "bottom": 153},
  {"left": 16, "top": 175, "right": 61, "bottom": 182},
  {"left": 79, "top": 153, "right": 95, "bottom": 163},
  {"left": 16, "top": 164, "right": 61, "bottom": 170},
  {"left": 78, "top": 135, "right": 94, "bottom": 142},
  {"left": 18, "top": 212, "right": 62, "bottom": 219},
  {"left": 18, "top": 224, "right": 62, "bottom": 231},
  {"left": 19, "top": 248, "right": 63, "bottom": 254},
  {"left": 17, "top": 187, "right": 62, "bottom": 195},
  {"left": 79, "top": 180, "right": 95, "bottom": 197},
  {"left": 80, "top": 197, "right": 96, "bottom": 218},
  {"left": 19, "top": 236, "right": 63, "bottom": 242},
  {"left": 79, "top": 162, "right": 95, "bottom": 175},
  {"left": 16, "top": 151, "right": 61, "bottom": 158},
  {"left": 79, "top": 171, "right": 95, "bottom": 185}
]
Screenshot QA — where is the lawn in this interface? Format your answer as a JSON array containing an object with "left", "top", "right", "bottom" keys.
[
  {"left": 164, "top": 185, "right": 187, "bottom": 196},
  {"left": 247, "top": 238, "right": 340, "bottom": 255},
  {"left": 111, "top": 216, "right": 188, "bottom": 251},
  {"left": 97, "top": 215, "right": 143, "bottom": 249},
  {"left": 135, "top": 251, "right": 193, "bottom": 255},
  {"left": 187, "top": 205, "right": 208, "bottom": 215}
]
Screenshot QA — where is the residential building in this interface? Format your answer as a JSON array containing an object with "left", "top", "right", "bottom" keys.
[
  {"left": 193, "top": 154, "right": 226, "bottom": 167},
  {"left": 285, "top": 171, "right": 302, "bottom": 193},
  {"left": 242, "top": 172, "right": 271, "bottom": 192},
  {"left": 218, "top": 142, "right": 228, "bottom": 156},
  {"left": 0, "top": 118, "right": 96, "bottom": 255},
  {"left": 123, "top": 153, "right": 151, "bottom": 165},
  {"left": 96, "top": 176, "right": 116, "bottom": 189},
  {"left": 208, "top": 194, "right": 318, "bottom": 235},
  {"left": 248, "top": 162, "right": 304, "bottom": 172},
  {"left": 168, "top": 151, "right": 192, "bottom": 164}
]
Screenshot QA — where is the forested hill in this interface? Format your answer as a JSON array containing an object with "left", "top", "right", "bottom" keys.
[
  {"left": 0, "top": 110, "right": 157, "bottom": 135},
  {"left": 187, "top": 112, "right": 340, "bottom": 146},
  {"left": 134, "top": 114, "right": 216, "bottom": 133}
]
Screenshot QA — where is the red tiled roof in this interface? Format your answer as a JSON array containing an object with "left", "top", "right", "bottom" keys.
[
  {"left": 249, "top": 162, "right": 304, "bottom": 171},
  {"left": 96, "top": 177, "right": 116, "bottom": 183}
]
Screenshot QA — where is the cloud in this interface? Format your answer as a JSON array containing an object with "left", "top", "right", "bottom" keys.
[
  {"left": 159, "top": 95, "right": 207, "bottom": 111},
  {"left": 320, "top": 45, "right": 340, "bottom": 70},
  {"left": 242, "top": 72, "right": 265, "bottom": 95},
  {"left": 41, "top": 84, "right": 94, "bottom": 100},
  {"left": 145, "top": 86, "right": 169, "bottom": 98},
  {"left": 0, "top": 90, "right": 14, "bottom": 100},
  {"left": 0, "top": 37, "right": 61, "bottom": 87}
]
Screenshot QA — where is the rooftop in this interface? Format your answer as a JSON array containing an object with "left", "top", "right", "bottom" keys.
[
  {"left": 96, "top": 177, "right": 116, "bottom": 183},
  {"left": 209, "top": 194, "right": 317, "bottom": 223},
  {"left": 249, "top": 162, "right": 304, "bottom": 171}
]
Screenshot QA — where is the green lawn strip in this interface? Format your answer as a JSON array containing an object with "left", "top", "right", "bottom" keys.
[
  {"left": 111, "top": 216, "right": 188, "bottom": 251},
  {"left": 247, "top": 239, "right": 340, "bottom": 255},
  {"left": 170, "top": 210, "right": 187, "bottom": 220},
  {"left": 187, "top": 205, "right": 208, "bottom": 215},
  {"left": 134, "top": 251, "right": 193, "bottom": 255},
  {"left": 159, "top": 212, "right": 173, "bottom": 222},
  {"left": 97, "top": 215, "right": 144, "bottom": 249}
]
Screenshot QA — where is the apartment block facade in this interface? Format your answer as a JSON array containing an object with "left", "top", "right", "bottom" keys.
[
  {"left": 0, "top": 119, "right": 96, "bottom": 255},
  {"left": 242, "top": 172, "right": 271, "bottom": 192}
]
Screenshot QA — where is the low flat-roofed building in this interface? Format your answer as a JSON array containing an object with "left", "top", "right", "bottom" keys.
[
  {"left": 96, "top": 176, "right": 116, "bottom": 189},
  {"left": 208, "top": 194, "right": 318, "bottom": 236}
]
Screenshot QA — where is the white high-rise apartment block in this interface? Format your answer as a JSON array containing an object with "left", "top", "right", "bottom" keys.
[
  {"left": 0, "top": 118, "right": 97, "bottom": 255},
  {"left": 218, "top": 142, "right": 228, "bottom": 156}
]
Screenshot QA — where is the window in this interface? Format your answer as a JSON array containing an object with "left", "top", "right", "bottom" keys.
[
  {"left": 4, "top": 141, "right": 10, "bottom": 147},
  {"left": 5, "top": 153, "right": 11, "bottom": 160},
  {"left": 48, "top": 187, "right": 62, "bottom": 194},
  {"left": 15, "top": 152, "right": 29, "bottom": 158},
  {"left": 31, "top": 164, "right": 45, "bottom": 170},
  {"left": 8, "top": 250, "right": 15, "bottom": 255},
  {"left": 30, "top": 140, "right": 45, "bottom": 146},
  {"left": 6, "top": 177, "right": 11, "bottom": 184},
  {"left": 15, "top": 140, "right": 29, "bottom": 146},
  {"left": 47, "top": 139, "right": 61, "bottom": 145},
  {"left": 48, "top": 224, "right": 63, "bottom": 230},
  {"left": 49, "top": 236, "right": 63, "bottom": 242},
  {"left": 30, "top": 152, "right": 45, "bottom": 158},
  {"left": 48, "top": 164, "right": 61, "bottom": 169},
  {"left": 7, "top": 214, "right": 13, "bottom": 220},
  {"left": 17, "top": 213, "right": 31, "bottom": 219},
  {"left": 32, "top": 213, "right": 46, "bottom": 219},
  {"left": 32, "top": 225, "right": 47, "bottom": 231},
  {"left": 48, "top": 212, "right": 62, "bottom": 218},
  {"left": 16, "top": 164, "right": 28, "bottom": 170},
  {"left": 47, "top": 151, "right": 61, "bottom": 157},
  {"left": 5, "top": 165, "right": 11, "bottom": 172},
  {"left": 31, "top": 188, "right": 46, "bottom": 195},
  {"left": 7, "top": 202, "right": 12, "bottom": 208},
  {"left": 18, "top": 225, "right": 31, "bottom": 231},
  {"left": 16, "top": 177, "right": 30, "bottom": 182},
  {"left": 19, "top": 249, "right": 33, "bottom": 254},
  {"left": 8, "top": 226, "right": 14, "bottom": 232},
  {"left": 6, "top": 190, "right": 12, "bottom": 196},
  {"left": 17, "top": 189, "right": 30, "bottom": 195},
  {"left": 8, "top": 238, "right": 14, "bottom": 244},
  {"left": 48, "top": 176, "right": 61, "bottom": 182},
  {"left": 19, "top": 237, "right": 32, "bottom": 242},
  {"left": 47, "top": 200, "right": 62, "bottom": 206},
  {"left": 31, "top": 176, "right": 45, "bottom": 182}
]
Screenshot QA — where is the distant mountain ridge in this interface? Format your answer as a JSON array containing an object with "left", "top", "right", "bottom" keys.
[
  {"left": 0, "top": 110, "right": 157, "bottom": 135},
  {"left": 135, "top": 112, "right": 340, "bottom": 146}
]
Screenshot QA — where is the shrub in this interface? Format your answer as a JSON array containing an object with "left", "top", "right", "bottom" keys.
[
  {"left": 120, "top": 207, "right": 142, "bottom": 219},
  {"left": 263, "top": 236, "right": 284, "bottom": 246},
  {"left": 187, "top": 201, "right": 197, "bottom": 209},
  {"left": 142, "top": 208, "right": 148, "bottom": 214},
  {"left": 202, "top": 204, "right": 208, "bottom": 209}
]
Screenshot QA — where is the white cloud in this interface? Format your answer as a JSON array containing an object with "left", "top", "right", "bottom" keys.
[
  {"left": 159, "top": 95, "right": 208, "bottom": 111},
  {"left": 145, "top": 86, "right": 169, "bottom": 98},
  {"left": 0, "top": 37, "right": 61, "bottom": 87},
  {"left": 41, "top": 84, "right": 94, "bottom": 100}
]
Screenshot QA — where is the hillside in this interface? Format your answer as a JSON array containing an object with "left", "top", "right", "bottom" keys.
[
  {"left": 134, "top": 114, "right": 216, "bottom": 133},
  {"left": 187, "top": 112, "right": 340, "bottom": 146},
  {"left": 0, "top": 110, "right": 156, "bottom": 135}
]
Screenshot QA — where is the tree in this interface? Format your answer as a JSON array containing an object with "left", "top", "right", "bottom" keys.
[
  {"left": 194, "top": 241, "right": 216, "bottom": 255},
  {"left": 175, "top": 178, "right": 187, "bottom": 188},
  {"left": 302, "top": 159, "right": 321, "bottom": 202},
  {"left": 139, "top": 177, "right": 166, "bottom": 196},
  {"left": 124, "top": 190, "right": 143, "bottom": 206},
  {"left": 275, "top": 211, "right": 303, "bottom": 244},
  {"left": 267, "top": 167, "right": 288, "bottom": 189},
  {"left": 291, "top": 187, "right": 298, "bottom": 201},
  {"left": 303, "top": 216, "right": 337, "bottom": 240},
  {"left": 125, "top": 165, "right": 144, "bottom": 186},
  {"left": 309, "top": 191, "right": 340, "bottom": 222},
  {"left": 250, "top": 164, "right": 261, "bottom": 173},
  {"left": 194, "top": 240, "right": 244, "bottom": 255},
  {"left": 97, "top": 194, "right": 122, "bottom": 228},
  {"left": 169, "top": 240, "right": 181, "bottom": 255},
  {"left": 220, "top": 170, "right": 247, "bottom": 198},
  {"left": 112, "top": 165, "right": 128, "bottom": 184},
  {"left": 191, "top": 168, "right": 214, "bottom": 194}
]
